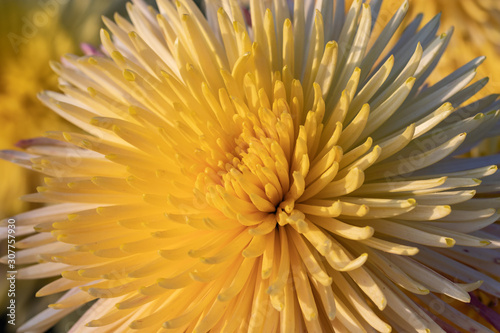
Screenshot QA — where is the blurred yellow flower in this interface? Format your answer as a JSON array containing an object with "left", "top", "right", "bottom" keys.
[
  {"left": 410, "top": 0, "right": 500, "bottom": 96},
  {"left": 368, "top": 0, "right": 500, "bottom": 94},
  {"left": 0, "top": 0, "right": 120, "bottom": 218},
  {"left": 0, "top": 1, "right": 128, "bottom": 329},
  {"left": 368, "top": 0, "right": 500, "bottom": 157}
]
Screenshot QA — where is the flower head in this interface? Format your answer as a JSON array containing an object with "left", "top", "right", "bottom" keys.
[{"left": 3, "top": 0, "right": 500, "bottom": 332}]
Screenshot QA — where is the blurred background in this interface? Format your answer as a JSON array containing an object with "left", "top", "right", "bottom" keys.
[{"left": 0, "top": 0, "right": 498, "bottom": 332}]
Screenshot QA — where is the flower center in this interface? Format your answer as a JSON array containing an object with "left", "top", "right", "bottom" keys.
[{"left": 196, "top": 73, "right": 329, "bottom": 229}]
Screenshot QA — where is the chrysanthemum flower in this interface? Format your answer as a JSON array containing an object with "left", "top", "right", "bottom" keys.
[{"left": 3, "top": 0, "right": 500, "bottom": 332}]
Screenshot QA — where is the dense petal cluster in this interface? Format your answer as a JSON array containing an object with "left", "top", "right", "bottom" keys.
[{"left": 2, "top": 0, "right": 500, "bottom": 332}]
